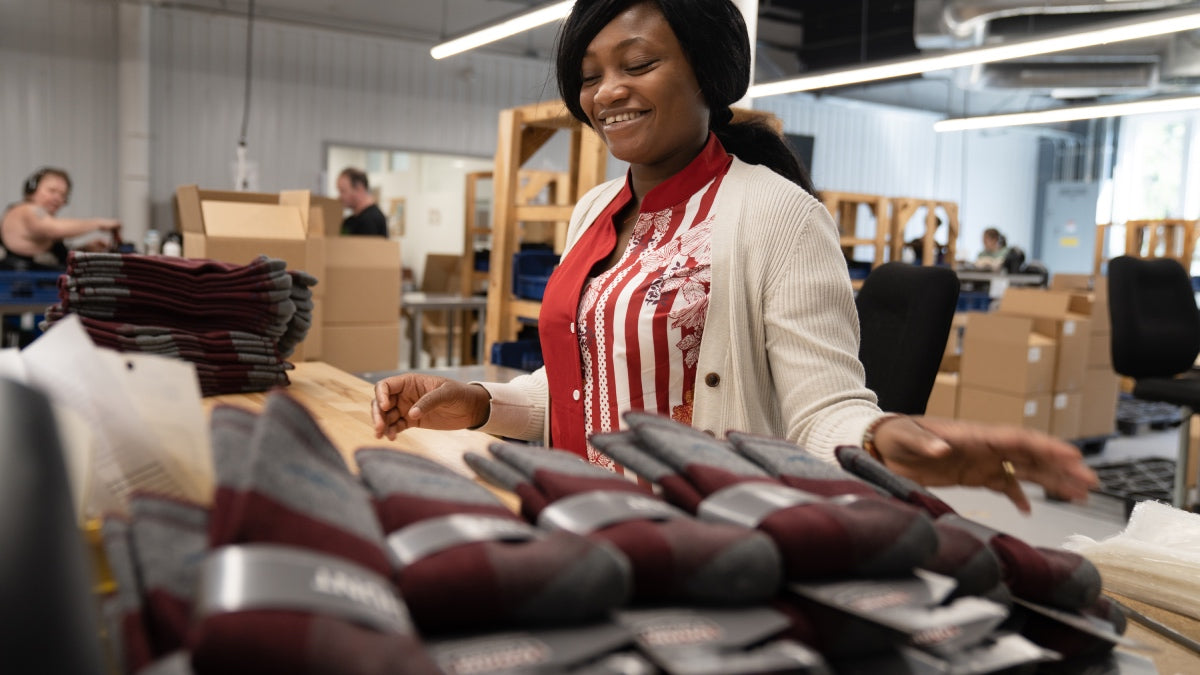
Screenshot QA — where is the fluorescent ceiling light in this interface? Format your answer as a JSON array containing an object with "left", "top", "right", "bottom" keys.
[
  {"left": 431, "top": 1, "right": 574, "bottom": 60},
  {"left": 748, "top": 8, "right": 1200, "bottom": 99},
  {"left": 934, "top": 95, "right": 1200, "bottom": 131}
]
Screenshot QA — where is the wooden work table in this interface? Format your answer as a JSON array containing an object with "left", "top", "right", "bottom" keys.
[{"left": 203, "top": 360, "right": 518, "bottom": 509}]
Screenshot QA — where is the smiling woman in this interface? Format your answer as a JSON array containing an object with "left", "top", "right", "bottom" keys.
[{"left": 371, "top": 0, "right": 1099, "bottom": 515}]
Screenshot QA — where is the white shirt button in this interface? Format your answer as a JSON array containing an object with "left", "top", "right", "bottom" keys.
[
  {"left": 572, "top": 389, "right": 581, "bottom": 401},
  {"left": 570, "top": 323, "right": 576, "bottom": 334}
]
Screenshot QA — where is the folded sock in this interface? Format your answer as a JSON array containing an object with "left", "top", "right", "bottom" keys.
[
  {"left": 356, "top": 448, "right": 630, "bottom": 633},
  {"left": 127, "top": 494, "right": 209, "bottom": 657},
  {"left": 597, "top": 413, "right": 938, "bottom": 579},
  {"left": 193, "top": 393, "right": 441, "bottom": 675},
  {"left": 100, "top": 517, "right": 154, "bottom": 674},
  {"left": 836, "top": 446, "right": 1102, "bottom": 610},
  {"left": 728, "top": 431, "right": 1001, "bottom": 597},
  {"left": 465, "top": 441, "right": 783, "bottom": 606},
  {"left": 209, "top": 392, "right": 390, "bottom": 575}
]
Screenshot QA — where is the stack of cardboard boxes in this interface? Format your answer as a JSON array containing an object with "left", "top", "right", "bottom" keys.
[
  {"left": 322, "top": 236, "right": 402, "bottom": 373},
  {"left": 1049, "top": 275, "right": 1122, "bottom": 440},
  {"left": 176, "top": 187, "right": 403, "bottom": 374},
  {"left": 928, "top": 277, "right": 1121, "bottom": 441}
]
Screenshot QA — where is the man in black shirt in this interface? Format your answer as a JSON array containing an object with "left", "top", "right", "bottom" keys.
[{"left": 336, "top": 167, "right": 388, "bottom": 237}]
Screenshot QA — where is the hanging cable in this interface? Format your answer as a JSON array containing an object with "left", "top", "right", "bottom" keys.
[{"left": 238, "top": 0, "right": 255, "bottom": 147}]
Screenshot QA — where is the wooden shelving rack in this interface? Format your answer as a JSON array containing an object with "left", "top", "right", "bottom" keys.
[
  {"left": 819, "top": 191, "right": 891, "bottom": 268},
  {"left": 889, "top": 197, "right": 959, "bottom": 267},
  {"left": 1124, "top": 218, "right": 1199, "bottom": 268},
  {"left": 484, "top": 100, "right": 608, "bottom": 357}
]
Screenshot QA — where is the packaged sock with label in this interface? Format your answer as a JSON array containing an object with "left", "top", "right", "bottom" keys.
[
  {"left": 356, "top": 448, "right": 630, "bottom": 633},
  {"left": 836, "top": 446, "right": 1102, "bottom": 610},
  {"left": 465, "top": 441, "right": 783, "bottom": 606},
  {"left": 597, "top": 413, "right": 937, "bottom": 579}
]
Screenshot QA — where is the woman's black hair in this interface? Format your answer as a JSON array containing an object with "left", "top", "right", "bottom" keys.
[{"left": 555, "top": 0, "right": 816, "bottom": 196}]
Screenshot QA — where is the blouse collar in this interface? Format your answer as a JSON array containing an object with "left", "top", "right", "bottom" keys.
[{"left": 632, "top": 133, "right": 731, "bottom": 213}]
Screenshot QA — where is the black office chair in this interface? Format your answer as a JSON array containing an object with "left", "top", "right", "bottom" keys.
[
  {"left": 855, "top": 262, "right": 961, "bottom": 414},
  {"left": 1108, "top": 255, "right": 1200, "bottom": 509},
  {"left": 0, "top": 379, "right": 106, "bottom": 674}
]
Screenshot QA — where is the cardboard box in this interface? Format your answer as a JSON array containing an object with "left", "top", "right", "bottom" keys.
[
  {"left": 304, "top": 297, "right": 324, "bottom": 360},
  {"left": 322, "top": 323, "right": 401, "bottom": 374},
  {"left": 324, "top": 238, "right": 402, "bottom": 324},
  {"left": 997, "top": 288, "right": 1092, "bottom": 392},
  {"left": 1088, "top": 330, "right": 1112, "bottom": 368},
  {"left": 926, "top": 372, "right": 959, "bottom": 419},
  {"left": 959, "top": 387, "right": 1052, "bottom": 433},
  {"left": 1049, "top": 391, "right": 1083, "bottom": 440},
  {"left": 312, "top": 196, "right": 345, "bottom": 237},
  {"left": 960, "top": 313, "right": 1057, "bottom": 395},
  {"left": 1079, "top": 366, "right": 1121, "bottom": 438},
  {"left": 939, "top": 353, "right": 961, "bottom": 374},
  {"left": 1050, "top": 273, "right": 1110, "bottom": 335}
]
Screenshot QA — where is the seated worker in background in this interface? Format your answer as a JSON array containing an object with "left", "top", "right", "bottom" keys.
[
  {"left": 370, "top": 0, "right": 1096, "bottom": 514},
  {"left": 973, "top": 227, "right": 1009, "bottom": 270},
  {"left": 335, "top": 167, "right": 388, "bottom": 237},
  {"left": 1, "top": 167, "right": 121, "bottom": 270},
  {"left": 905, "top": 216, "right": 948, "bottom": 266}
]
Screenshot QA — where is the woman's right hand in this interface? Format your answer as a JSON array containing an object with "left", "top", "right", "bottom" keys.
[{"left": 371, "top": 374, "right": 490, "bottom": 440}]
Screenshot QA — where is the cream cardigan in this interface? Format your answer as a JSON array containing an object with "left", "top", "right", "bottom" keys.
[{"left": 477, "top": 157, "right": 886, "bottom": 462}]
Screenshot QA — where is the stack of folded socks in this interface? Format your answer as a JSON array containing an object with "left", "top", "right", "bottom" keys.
[{"left": 43, "top": 252, "right": 316, "bottom": 396}]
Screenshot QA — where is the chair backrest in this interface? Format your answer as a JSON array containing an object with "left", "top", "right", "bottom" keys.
[
  {"left": 0, "top": 379, "right": 105, "bottom": 673},
  {"left": 1002, "top": 246, "right": 1026, "bottom": 274},
  {"left": 855, "top": 262, "right": 961, "bottom": 414},
  {"left": 1108, "top": 255, "right": 1200, "bottom": 379}
]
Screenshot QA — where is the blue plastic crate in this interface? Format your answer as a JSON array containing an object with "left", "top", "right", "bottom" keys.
[
  {"left": 512, "top": 250, "right": 559, "bottom": 301},
  {"left": 491, "top": 339, "right": 544, "bottom": 372},
  {"left": 0, "top": 270, "right": 61, "bottom": 306},
  {"left": 956, "top": 290, "right": 992, "bottom": 312}
]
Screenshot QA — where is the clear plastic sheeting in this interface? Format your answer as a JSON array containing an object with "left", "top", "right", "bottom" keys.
[{"left": 1065, "top": 500, "right": 1200, "bottom": 621}]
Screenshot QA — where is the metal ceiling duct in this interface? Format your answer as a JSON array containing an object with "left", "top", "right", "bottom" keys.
[
  {"left": 915, "top": 0, "right": 1198, "bottom": 47},
  {"left": 914, "top": 0, "right": 1200, "bottom": 97}
]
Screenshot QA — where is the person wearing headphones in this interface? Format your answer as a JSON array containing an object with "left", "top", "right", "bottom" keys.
[{"left": 1, "top": 167, "right": 121, "bottom": 270}]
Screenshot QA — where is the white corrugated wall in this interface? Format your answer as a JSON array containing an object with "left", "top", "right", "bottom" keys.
[
  {"left": 2, "top": 0, "right": 1040, "bottom": 257},
  {"left": 146, "top": 5, "right": 558, "bottom": 228},
  {"left": 0, "top": 0, "right": 120, "bottom": 220},
  {"left": 756, "top": 95, "right": 1041, "bottom": 260}
]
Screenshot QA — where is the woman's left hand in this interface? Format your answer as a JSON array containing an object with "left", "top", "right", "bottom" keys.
[{"left": 870, "top": 415, "right": 1099, "bottom": 514}]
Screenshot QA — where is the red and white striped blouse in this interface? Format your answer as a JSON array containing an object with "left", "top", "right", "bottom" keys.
[{"left": 539, "top": 135, "right": 733, "bottom": 467}]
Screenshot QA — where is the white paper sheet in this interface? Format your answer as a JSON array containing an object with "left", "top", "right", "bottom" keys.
[{"left": 19, "top": 315, "right": 211, "bottom": 516}]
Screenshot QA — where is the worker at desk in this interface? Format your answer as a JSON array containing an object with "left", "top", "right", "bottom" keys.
[
  {"left": 1, "top": 167, "right": 121, "bottom": 270},
  {"left": 973, "top": 227, "right": 1010, "bottom": 271}
]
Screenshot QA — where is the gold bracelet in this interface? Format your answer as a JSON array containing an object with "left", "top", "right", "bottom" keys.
[{"left": 862, "top": 413, "right": 904, "bottom": 463}]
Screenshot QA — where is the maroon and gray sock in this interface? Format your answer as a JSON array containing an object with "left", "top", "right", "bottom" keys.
[
  {"left": 727, "top": 431, "right": 1002, "bottom": 598},
  {"left": 193, "top": 392, "right": 440, "bottom": 674},
  {"left": 99, "top": 517, "right": 154, "bottom": 674},
  {"left": 465, "top": 441, "right": 784, "bottom": 606},
  {"left": 356, "top": 448, "right": 630, "bottom": 633},
  {"left": 836, "top": 445, "right": 1103, "bottom": 611},
  {"left": 127, "top": 494, "right": 209, "bottom": 656},
  {"left": 596, "top": 412, "right": 938, "bottom": 580}
]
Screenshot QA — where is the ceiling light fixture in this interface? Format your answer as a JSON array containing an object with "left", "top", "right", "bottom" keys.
[
  {"left": 747, "top": 8, "right": 1200, "bottom": 99},
  {"left": 933, "top": 95, "right": 1200, "bottom": 132},
  {"left": 431, "top": 1, "right": 574, "bottom": 60}
]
